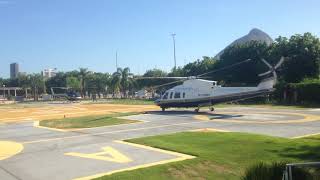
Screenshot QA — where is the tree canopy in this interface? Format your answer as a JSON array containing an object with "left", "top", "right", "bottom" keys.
[{"left": 1, "top": 32, "right": 320, "bottom": 101}]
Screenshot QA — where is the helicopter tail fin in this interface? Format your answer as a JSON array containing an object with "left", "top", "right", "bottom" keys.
[
  {"left": 257, "top": 57, "right": 285, "bottom": 90},
  {"left": 257, "top": 77, "right": 276, "bottom": 90}
]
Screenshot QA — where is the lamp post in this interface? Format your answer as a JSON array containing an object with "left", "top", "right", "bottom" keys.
[
  {"left": 171, "top": 33, "right": 176, "bottom": 69},
  {"left": 116, "top": 50, "right": 118, "bottom": 71}
]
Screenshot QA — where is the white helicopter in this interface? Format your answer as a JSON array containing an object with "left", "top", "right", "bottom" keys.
[{"left": 141, "top": 57, "right": 284, "bottom": 112}]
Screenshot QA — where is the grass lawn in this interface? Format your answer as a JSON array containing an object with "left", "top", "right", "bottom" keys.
[
  {"left": 95, "top": 132, "right": 320, "bottom": 180},
  {"left": 107, "top": 99, "right": 155, "bottom": 105},
  {"left": 86, "top": 98, "right": 155, "bottom": 105},
  {"left": 39, "top": 113, "right": 139, "bottom": 129}
]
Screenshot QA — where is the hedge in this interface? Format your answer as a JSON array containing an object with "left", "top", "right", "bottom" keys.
[{"left": 290, "top": 81, "right": 320, "bottom": 103}]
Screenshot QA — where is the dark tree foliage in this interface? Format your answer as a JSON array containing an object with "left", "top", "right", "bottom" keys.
[
  {"left": 46, "top": 72, "right": 67, "bottom": 91},
  {"left": 213, "top": 41, "right": 270, "bottom": 86},
  {"left": 136, "top": 68, "right": 168, "bottom": 88},
  {"left": 178, "top": 56, "right": 216, "bottom": 77},
  {"left": 1, "top": 32, "right": 319, "bottom": 102},
  {"left": 272, "top": 33, "right": 320, "bottom": 83}
]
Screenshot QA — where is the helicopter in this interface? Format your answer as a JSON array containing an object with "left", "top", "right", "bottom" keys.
[
  {"left": 140, "top": 57, "right": 284, "bottom": 112},
  {"left": 50, "top": 87, "right": 82, "bottom": 101}
]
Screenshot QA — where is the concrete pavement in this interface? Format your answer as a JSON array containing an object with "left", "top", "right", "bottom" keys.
[{"left": 1, "top": 106, "right": 320, "bottom": 180}]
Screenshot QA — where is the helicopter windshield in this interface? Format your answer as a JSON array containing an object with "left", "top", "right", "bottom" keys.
[{"left": 162, "top": 92, "right": 168, "bottom": 99}]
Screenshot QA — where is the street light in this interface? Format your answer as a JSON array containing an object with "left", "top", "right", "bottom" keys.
[{"left": 171, "top": 33, "right": 176, "bottom": 69}]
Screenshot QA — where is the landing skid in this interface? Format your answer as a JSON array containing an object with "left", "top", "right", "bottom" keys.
[
  {"left": 195, "top": 106, "right": 214, "bottom": 113},
  {"left": 160, "top": 106, "right": 214, "bottom": 113}
]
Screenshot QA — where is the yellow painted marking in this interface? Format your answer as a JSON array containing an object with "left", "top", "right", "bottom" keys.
[
  {"left": 32, "top": 119, "right": 144, "bottom": 132},
  {"left": 73, "top": 141, "right": 195, "bottom": 180},
  {"left": 22, "top": 120, "right": 212, "bottom": 145},
  {"left": 291, "top": 132, "right": 320, "bottom": 139},
  {"left": 33, "top": 121, "right": 68, "bottom": 132},
  {"left": 73, "top": 157, "right": 190, "bottom": 180},
  {"left": 115, "top": 140, "right": 195, "bottom": 159},
  {"left": 194, "top": 111, "right": 320, "bottom": 124},
  {"left": 0, "top": 141, "right": 24, "bottom": 160},
  {"left": 194, "top": 115, "right": 210, "bottom": 121},
  {"left": 65, "top": 146, "right": 132, "bottom": 163}
]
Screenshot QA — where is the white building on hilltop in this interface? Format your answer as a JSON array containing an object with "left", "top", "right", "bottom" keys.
[{"left": 42, "top": 68, "right": 57, "bottom": 78}]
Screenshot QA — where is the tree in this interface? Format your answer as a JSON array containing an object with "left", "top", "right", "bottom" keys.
[
  {"left": 84, "top": 72, "right": 110, "bottom": 98},
  {"left": 0, "top": 78, "right": 4, "bottom": 87},
  {"left": 180, "top": 56, "right": 216, "bottom": 76},
  {"left": 66, "top": 76, "right": 81, "bottom": 90},
  {"left": 110, "top": 70, "right": 121, "bottom": 97},
  {"left": 136, "top": 69, "right": 168, "bottom": 89},
  {"left": 29, "top": 74, "right": 44, "bottom": 101},
  {"left": 95, "top": 73, "right": 110, "bottom": 98},
  {"left": 271, "top": 33, "right": 320, "bottom": 83},
  {"left": 46, "top": 72, "right": 67, "bottom": 93},
  {"left": 215, "top": 41, "right": 270, "bottom": 86},
  {"left": 79, "top": 68, "right": 90, "bottom": 97},
  {"left": 17, "top": 74, "right": 32, "bottom": 97},
  {"left": 120, "top": 67, "right": 134, "bottom": 97}
]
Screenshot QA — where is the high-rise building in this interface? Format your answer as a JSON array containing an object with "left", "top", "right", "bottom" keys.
[
  {"left": 10, "top": 63, "right": 19, "bottom": 79},
  {"left": 42, "top": 68, "right": 57, "bottom": 78}
]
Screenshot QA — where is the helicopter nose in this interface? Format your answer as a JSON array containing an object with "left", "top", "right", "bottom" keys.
[{"left": 154, "top": 99, "right": 161, "bottom": 105}]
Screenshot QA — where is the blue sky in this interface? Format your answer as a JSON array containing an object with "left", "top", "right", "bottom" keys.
[{"left": 0, "top": 0, "right": 319, "bottom": 78}]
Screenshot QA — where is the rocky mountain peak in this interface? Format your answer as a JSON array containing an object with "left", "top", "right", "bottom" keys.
[{"left": 215, "top": 28, "right": 273, "bottom": 60}]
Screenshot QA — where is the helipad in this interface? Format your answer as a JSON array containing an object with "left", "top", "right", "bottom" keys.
[{"left": 0, "top": 104, "right": 320, "bottom": 180}]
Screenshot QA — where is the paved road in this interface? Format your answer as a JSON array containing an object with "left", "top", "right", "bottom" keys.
[{"left": 0, "top": 107, "right": 320, "bottom": 180}]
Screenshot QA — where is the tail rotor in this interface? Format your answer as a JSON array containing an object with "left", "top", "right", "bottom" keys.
[{"left": 258, "top": 57, "right": 285, "bottom": 80}]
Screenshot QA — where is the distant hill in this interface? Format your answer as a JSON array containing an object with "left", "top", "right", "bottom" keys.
[{"left": 215, "top": 28, "right": 273, "bottom": 59}]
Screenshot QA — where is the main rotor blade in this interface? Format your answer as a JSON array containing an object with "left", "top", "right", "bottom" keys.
[
  {"left": 258, "top": 71, "right": 272, "bottom": 77},
  {"left": 197, "top": 76, "right": 213, "bottom": 79},
  {"left": 274, "top": 56, "right": 285, "bottom": 69},
  {"left": 261, "top": 58, "right": 273, "bottom": 69},
  {"left": 135, "top": 77, "right": 188, "bottom": 80},
  {"left": 198, "top": 58, "right": 252, "bottom": 77},
  {"left": 153, "top": 79, "right": 184, "bottom": 89}
]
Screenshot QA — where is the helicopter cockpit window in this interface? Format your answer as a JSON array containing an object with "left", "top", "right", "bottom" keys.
[
  {"left": 174, "top": 92, "right": 181, "bottom": 98},
  {"left": 170, "top": 92, "right": 173, "bottom": 99},
  {"left": 162, "top": 92, "right": 168, "bottom": 99}
]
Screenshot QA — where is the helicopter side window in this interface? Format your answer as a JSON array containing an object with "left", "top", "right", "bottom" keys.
[
  {"left": 163, "top": 92, "right": 168, "bottom": 99},
  {"left": 170, "top": 92, "right": 173, "bottom": 99},
  {"left": 174, "top": 92, "right": 181, "bottom": 98},
  {"left": 182, "top": 92, "right": 185, "bottom": 98}
]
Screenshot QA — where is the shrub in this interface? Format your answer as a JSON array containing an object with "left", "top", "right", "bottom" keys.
[
  {"left": 274, "top": 79, "right": 320, "bottom": 104},
  {"left": 290, "top": 80, "right": 320, "bottom": 103},
  {"left": 241, "top": 162, "right": 313, "bottom": 180}
]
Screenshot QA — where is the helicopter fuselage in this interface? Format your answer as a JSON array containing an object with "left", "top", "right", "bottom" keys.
[{"left": 155, "top": 78, "right": 274, "bottom": 109}]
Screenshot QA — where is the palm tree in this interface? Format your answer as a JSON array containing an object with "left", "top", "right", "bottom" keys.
[
  {"left": 120, "top": 68, "right": 129, "bottom": 97},
  {"left": 79, "top": 68, "right": 90, "bottom": 98},
  {"left": 111, "top": 70, "right": 121, "bottom": 97},
  {"left": 94, "top": 73, "right": 110, "bottom": 98},
  {"left": 29, "top": 74, "right": 44, "bottom": 101},
  {"left": 18, "top": 74, "right": 31, "bottom": 98}
]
